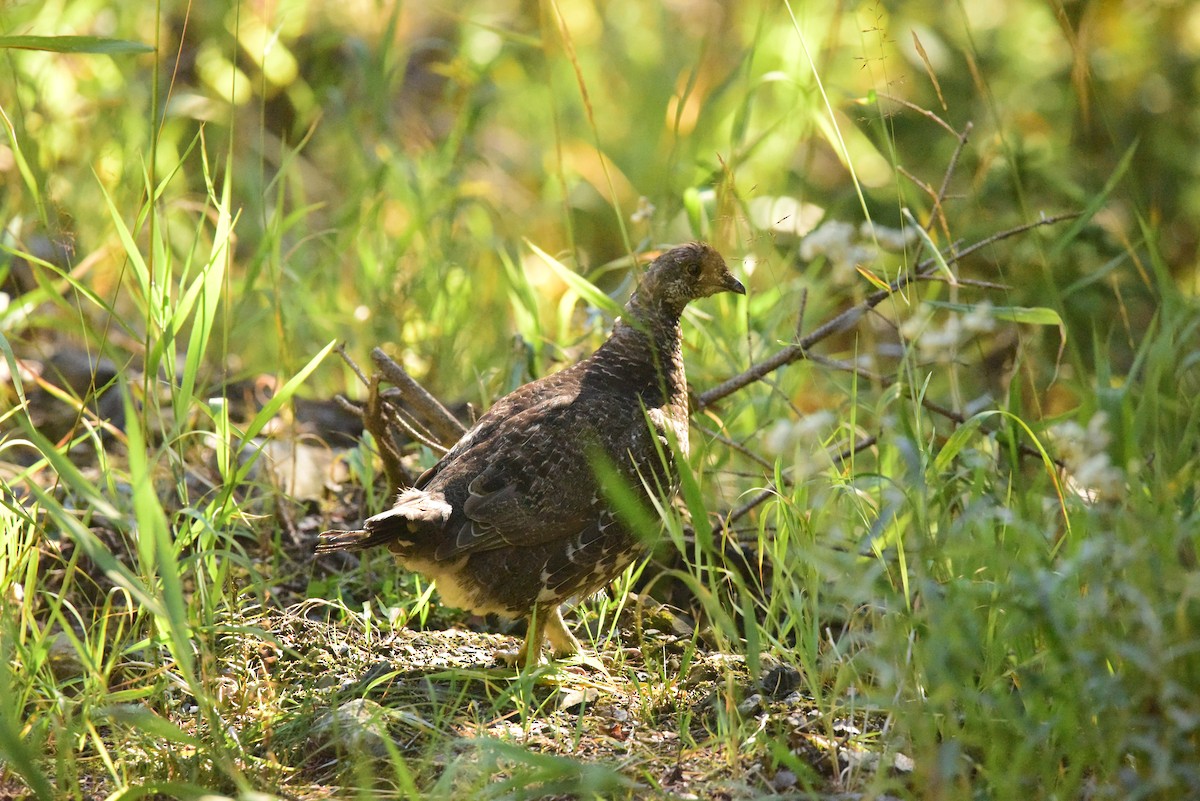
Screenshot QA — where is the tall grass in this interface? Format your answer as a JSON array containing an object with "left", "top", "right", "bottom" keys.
[{"left": 1, "top": 1, "right": 1198, "bottom": 799}]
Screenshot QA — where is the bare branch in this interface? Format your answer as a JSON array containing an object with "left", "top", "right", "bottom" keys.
[
  {"left": 695, "top": 212, "right": 1078, "bottom": 411},
  {"left": 897, "top": 165, "right": 939, "bottom": 204},
  {"left": 363, "top": 375, "right": 410, "bottom": 491},
  {"left": 833, "top": 435, "right": 878, "bottom": 466},
  {"left": 694, "top": 422, "right": 776, "bottom": 473},
  {"left": 333, "top": 394, "right": 364, "bottom": 419},
  {"left": 917, "top": 396, "right": 1064, "bottom": 468},
  {"left": 877, "top": 92, "right": 958, "bottom": 136},
  {"left": 915, "top": 275, "right": 1012, "bottom": 291},
  {"left": 376, "top": 396, "right": 451, "bottom": 456},
  {"left": 335, "top": 343, "right": 371, "bottom": 388},
  {"left": 718, "top": 486, "right": 777, "bottom": 531},
  {"left": 794, "top": 287, "right": 809, "bottom": 341},
  {"left": 929, "top": 121, "right": 973, "bottom": 240},
  {"left": 370, "top": 348, "right": 467, "bottom": 447}
]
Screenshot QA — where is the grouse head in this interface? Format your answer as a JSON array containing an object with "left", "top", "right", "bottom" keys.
[{"left": 627, "top": 242, "right": 745, "bottom": 324}]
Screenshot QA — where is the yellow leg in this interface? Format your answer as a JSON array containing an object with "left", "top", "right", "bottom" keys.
[
  {"left": 495, "top": 606, "right": 581, "bottom": 667},
  {"left": 544, "top": 605, "right": 583, "bottom": 658},
  {"left": 496, "top": 611, "right": 547, "bottom": 668}
]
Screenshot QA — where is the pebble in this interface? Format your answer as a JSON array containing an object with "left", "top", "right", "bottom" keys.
[
  {"left": 737, "top": 693, "right": 764, "bottom": 716},
  {"left": 771, "top": 769, "right": 798, "bottom": 790}
]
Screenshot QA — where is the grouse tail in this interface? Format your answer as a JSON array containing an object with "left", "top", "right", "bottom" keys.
[{"left": 316, "top": 488, "right": 452, "bottom": 554}]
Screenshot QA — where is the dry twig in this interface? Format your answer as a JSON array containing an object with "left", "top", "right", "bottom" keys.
[
  {"left": 370, "top": 348, "right": 466, "bottom": 446},
  {"left": 696, "top": 212, "right": 1077, "bottom": 412}
]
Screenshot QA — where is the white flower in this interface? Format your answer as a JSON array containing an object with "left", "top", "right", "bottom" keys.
[
  {"left": 916, "top": 316, "right": 963, "bottom": 364},
  {"left": 1048, "top": 412, "right": 1124, "bottom": 502},
  {"left": 1085, "top": 410, "right": 1112, "bottom": 450},
  {"left": 764, "top": 419, "right": 797, "bottom": 456},
  {"left": 859, "top": 220, "right": 917, "bottom": 252},
  {"left": 793, "top": 410, "right": 836, "bottom": 440},
  {"left": 962, "top": 300, "right": 996, "bottom": 334},
  {"left": 764, "top": 411, "right": 836, "bottom": 459},
  {"left": 901, "top": 301, "right": 997, "bottom": 364},
  {"left": 1048, "top": 419, "right": 1087, "bottom": 467},
  {"left": 799, "top": 220, "right": 856, "bottom": 262},
  {"left": 845, "top": 243, "right": 879, "bottom": 268},
  {"left": 899, "top": 303, "right": 933, "bottom": 341},
  {"left": 630, "top": 197, "right": 656, "bottom": 224},
  {"left": 801, "top": 219, "right": 915, "bottom": 286}
]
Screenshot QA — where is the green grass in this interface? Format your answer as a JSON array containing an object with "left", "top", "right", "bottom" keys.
[{"left": 2, "top": 1, "right": 1199, "bottom": 799}]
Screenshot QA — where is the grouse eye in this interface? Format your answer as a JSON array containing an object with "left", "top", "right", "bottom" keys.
[{"left": 687, "top": 262, "right": 702, "bottom": 279}]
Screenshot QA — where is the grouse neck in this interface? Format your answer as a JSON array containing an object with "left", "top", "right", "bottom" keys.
[
  {"left": 610, "top": 305, "right": 688, "bottom": 403},
  {"left": 626, "top": 279, "right": 691, "bottom": 331}
]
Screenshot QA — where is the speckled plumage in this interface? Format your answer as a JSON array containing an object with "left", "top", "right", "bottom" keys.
[{"left": 317, "top": 242, "right": 744, "bottom": 664}]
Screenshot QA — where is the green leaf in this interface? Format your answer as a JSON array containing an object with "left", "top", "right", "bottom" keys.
[
  {"left": 236, "top": 339, "right": 337, "bottom": 448},
  {"left": 903, "top": 207, "right": 955, "bottom": 285},
  {"left": 0, "top": 104, "right": 46, "bottom": 226},
  {"left": 23, "top": 482, "right": 164, "bottom": 616},
  {"left": 934, "top": 414, "right": 987, "bottom": 472},
  {"left": 0, "top": 330, "right": 27, "bottom": 407},
  {"left": 12, "top": 411, "right": 124, "bottom": 523},
  {"left": 588, "top": 448, "right": 660, "bottom": 541},
  {"left": 122, "top": 390, "right": 195, "bottom": 682},
  {"left": 97, "top": 174, "right": 152, "bottom": 318},
  {"left": 1051, "top": 140, "right": 1137, "bottom": 258},
  {"left": 95, "top": 706, "right": 200, "bottom": 747},
  {"left": 925, "top": 301, "right": 1064, "bottom": 327},
  {"left": 682, "top": 186, "right": 707, "bottom": 238},
  {"left": 178, "top": 151, "right": 237, "bottom": 427},
  {"left": 0, "top": 35, "right": 154, "bottom": 55},
  {"left": 525, "top": 239, "right": 624, "bottom": 318},
  {"left": 933, "top": 409, "right": 1072, "bottom": 543},
  {"left": 106, "top": 781, "right": 229, "bottom": 801},
  {"left": 0, "top": 640, "right": 54, "bottom": 800}
]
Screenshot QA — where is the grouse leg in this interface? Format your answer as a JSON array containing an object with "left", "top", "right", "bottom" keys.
[
  {"left": 496, "top": 606, "right": 581, "bottom": 667},
  {"left": 495, "top": 610, "right": 546, "bottom": 668},
  {"left": 544, "top": 605, "right": 583, "bottom": 658}
]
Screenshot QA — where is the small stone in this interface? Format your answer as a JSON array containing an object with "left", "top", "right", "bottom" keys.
[
  {"left": 46, "top": 631, "right": 85, "bottom": 680},
  {"left": 737, "top": 693, "right": 764, "bottom": 716},
  {"left": 557, "top": 687, "right": 600, "bottom": 712},
  {"left": 312, "top": 698, "right": 393, "bottom": 758},
  {"left": 761, "top": 664, "right": 802, "bottom": 698},
  {"left": 771, "top": 769, "right": 798, "bottom": 791}
]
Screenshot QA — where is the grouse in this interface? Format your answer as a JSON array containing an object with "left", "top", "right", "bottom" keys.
[{"left": 317, "top": 242, "right": 744, "bottom": 665}]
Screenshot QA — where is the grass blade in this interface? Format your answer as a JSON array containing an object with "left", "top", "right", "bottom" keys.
[
  {"left": 525, "top": 239, "right": 623, "bottom": 318},
  {"left": 0, "top": 35, "right": 154, "bottom": 55}
]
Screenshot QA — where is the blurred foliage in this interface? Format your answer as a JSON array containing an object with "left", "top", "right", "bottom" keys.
[
  {"left": 2, "top": 0, "right": 1200, "bottom": 798},
  {"left": 3, "top": 0, "right": 1197, "bottom": 398}
]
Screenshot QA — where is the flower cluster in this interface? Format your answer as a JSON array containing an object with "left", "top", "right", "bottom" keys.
[
  {"left": 799, "top": 220, "right": 917, "bottom": 285},
  {"left": 899, "top": 301, "right": 995, "bottom": 364},
  {"left": 1047, "top": 411, "right": 1126, "bottom": 501},
  {"left": 764, "top": 410, "right": 837, "bottom": 475},
  {"left": 630, "top": 196, "right": 656, "bottom": 224}
]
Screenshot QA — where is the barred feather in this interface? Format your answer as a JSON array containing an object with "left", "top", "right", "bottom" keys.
[{"left": 317, "top": 242, "right": 744, "bottom": 660}]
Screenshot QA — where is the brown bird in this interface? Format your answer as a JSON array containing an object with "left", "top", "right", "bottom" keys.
[{"left": 317, "top": 242, "right": 744, "bottom": 665}]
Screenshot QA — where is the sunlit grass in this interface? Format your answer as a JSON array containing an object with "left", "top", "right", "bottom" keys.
[{"left": 1, "top": 0, "right": 1198, "bottom": 799}]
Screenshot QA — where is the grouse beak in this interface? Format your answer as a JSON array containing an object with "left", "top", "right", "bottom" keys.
[{"left": 722, "top": 272, "right": 746, "bottom": 296}]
